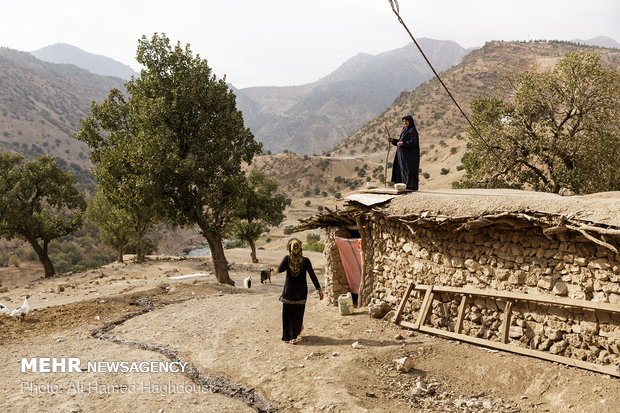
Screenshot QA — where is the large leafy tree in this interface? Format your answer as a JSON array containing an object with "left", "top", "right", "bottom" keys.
[
  {"left": 0, "top": 153, "right": 86, "bottom": 277},
  {"left": 233, "top": 169, "right": 286, "bottom": 263},
  {"left": 76, "top": 88, "right": 163, "bottom": 262},
  {"left": 78, "top": 33, "right": 261, "bottom": 285},
  {"left": 454, "top": 50, "right": 620, "bottom": 193},
  {"left": 86, "top": 188, "right": 134, "bottom": 263}
]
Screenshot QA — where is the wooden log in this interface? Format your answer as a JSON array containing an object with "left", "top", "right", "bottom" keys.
[
  {"left": 455, "top": 295, "right": 468, "bottom": 334},
  {"left": 393, "top": 281, "right": 415, "bottom": 323},
  {"left": 500, "top": 300, "right": 513, "bottom": 344},
  {"left": 414, "top": 287, "right": 435, "bottom": 329},
  {"left": 397, "top": 323, "right": 620, "bottom": 378}
]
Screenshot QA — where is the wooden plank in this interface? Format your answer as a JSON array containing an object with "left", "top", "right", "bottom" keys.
[
  {"left": 416, "top": 290, "right": 435, "bottom": 329},
  {"left": 393, "top": 282, "right": 415, "bottom": 323},
  {"left": 455, "top": 295, "right": 468, "bottom": 334},
  {"left": 412, "top": 286, "right": 432, "bottom": 329},
  {"left": 413, "top": 285, "right": 620, "bottom": 314},
  {"left": 415, "top": 325, "right": 620, "bottom": 378},
  {"left": 358, "top": 188, "right": 410, "bottom": 195},
  {"left": 399, "top": 320, "right": 417, "bottom": 330},
  {"left": 500, "top": 300, "right": 513, "bottom": 344}
]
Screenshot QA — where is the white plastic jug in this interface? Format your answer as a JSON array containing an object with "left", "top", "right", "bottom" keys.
[{"left": 338, "top": 292, "right": 354, "bottom": 315}]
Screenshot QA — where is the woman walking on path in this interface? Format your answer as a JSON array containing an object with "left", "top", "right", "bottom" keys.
[
  {"left": 278, "top": 239, "right": 323, "bottom": 344},
  {"left": 388, "top": 114, "right": 420, "bottom": 190}
]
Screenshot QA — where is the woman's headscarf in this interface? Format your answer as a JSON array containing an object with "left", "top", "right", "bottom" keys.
[
  {"left": 401, "top": 114, "right": 415, "bottom": 130},
  {"left": 287, "top": 238, "right": 303, "bottom": 276}
]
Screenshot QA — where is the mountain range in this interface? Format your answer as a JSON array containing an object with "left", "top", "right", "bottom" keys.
[
  {"left": 235, "top": 39, "right": 470, "bottom": 154},
  {"left": 31, "top": 43, "right": 138, "bottom": 80},
  {"left": 333, "top": 40, "right": 620, "bottom": 157},
  {"left": 0, "top": 36, "right": 618, "bottom": 180},
  {"left": 0, "top": 47, "right": 125, "bottom": 180}
]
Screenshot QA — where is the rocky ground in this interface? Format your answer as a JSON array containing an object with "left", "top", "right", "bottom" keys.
[{"left": 1, "top": 248, "right": 619, "bottom": 412}]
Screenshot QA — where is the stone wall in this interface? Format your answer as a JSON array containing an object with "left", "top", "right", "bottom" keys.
[
  {"left": 323, "top": 227, "right": 354, "bottom": 304},
  {"left": 323, "top": 214, "right": 620, "bottom": 366}
]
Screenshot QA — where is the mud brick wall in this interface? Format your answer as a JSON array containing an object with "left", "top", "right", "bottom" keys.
[{"left": 323, "top": 216, "right": 620, "bottom": 366}]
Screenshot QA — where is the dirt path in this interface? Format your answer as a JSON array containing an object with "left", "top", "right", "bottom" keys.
[{"left": 1, "top": 252, "right": 618, "bottom": 412}]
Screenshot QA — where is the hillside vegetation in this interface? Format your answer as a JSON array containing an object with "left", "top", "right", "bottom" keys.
[
  {"left": 329, "top": 41, "right": 620, "bottom": 187},
  {"left": 0, "top": 47, "right": 125, "bottom": 183}
]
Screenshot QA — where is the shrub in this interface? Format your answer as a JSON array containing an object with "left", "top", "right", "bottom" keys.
[
  {"left": 304, "top": 200, "right": 311, "bottom": 207},
  {"left": 125, "top": 238, "right": 157, "bottom": 255},
  {"left": 422, "top": 172, "right": 430, "bottom": 179},
  {"left": 440, "top": 168, "right": 450, "bottom": 175},
  {"left": 283, "top": 225, "right": 294, "bottom": 235},
  {"left": 224, "top": 239, "right": 245, "bottom": 249},
  {"left": 8, "top": 255, "right": 20, "bottom": 267},
  {"left": 304, "top": 241, "right": 324, "bottom": 253},
  {"left": 317, "top": 205, "right": 324, "bottom": 212}
]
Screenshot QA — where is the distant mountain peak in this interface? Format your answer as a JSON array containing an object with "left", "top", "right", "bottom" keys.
[
  {"left": 570, "top": 36, "right": 620, "bottom": 49},
  {"left": 30, "top": 43, "right": 138, "bottom": 80}
]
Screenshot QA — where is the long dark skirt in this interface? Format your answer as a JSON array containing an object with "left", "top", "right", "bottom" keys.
[
  {"left": 407, "top": 169, "right": 419, "bottom": 190},
  {"left": 282, "top": 303, "right": 305, "bottom": 341}
]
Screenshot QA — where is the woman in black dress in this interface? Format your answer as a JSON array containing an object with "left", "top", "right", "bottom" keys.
[
  {"left": 278, "top": 238, "right": 323, "bottom": 344},
  {"left": 388, "top": 114, "right": 420, "bottom": 190}
]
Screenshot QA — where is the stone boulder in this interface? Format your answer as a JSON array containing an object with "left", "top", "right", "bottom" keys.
[{"left": 369, "top": 302, "right": 392, "bottom": 319}]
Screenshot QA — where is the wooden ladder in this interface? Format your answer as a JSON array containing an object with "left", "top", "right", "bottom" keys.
[{"left": 393, "top": 282, "right": 620, "bottom": 378}]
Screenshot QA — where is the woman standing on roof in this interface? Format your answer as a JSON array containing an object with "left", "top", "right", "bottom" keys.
[
  {"left": 278, "top": 238, "right": 323, "bottom": 344},
  {"left": 387, "top": 114, "right": 420, "bottom": 190}
]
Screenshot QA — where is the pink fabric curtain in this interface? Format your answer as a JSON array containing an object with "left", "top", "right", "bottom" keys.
[{"left": 334, "top": 237, "right": 362, "bottom": 294}]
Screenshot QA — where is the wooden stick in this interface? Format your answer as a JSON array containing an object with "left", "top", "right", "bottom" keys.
[
  {"left": 397, "top": 322, "right": 620, "bottom": 378},
  {"left": 384, "top": 118, "right": 392, "bottom": 188},
  {"left": 500, "top": 300, "right": 513, "bottom": 344},
  {"left": 416, "top": 288, "right": 435, "bottom": 329},
  {"left": 393, "top": 281, "right": 415, "bottom": 323},
  {"left": 455, "top": 295, "right": 468, "bottom": 334},
  {"left": 566, "top": 225, "right": 618, "bottom": 253}
]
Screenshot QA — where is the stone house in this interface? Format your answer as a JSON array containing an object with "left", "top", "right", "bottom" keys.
[{"left": 297, "top": 189, "right": 620, "bottom": 373}]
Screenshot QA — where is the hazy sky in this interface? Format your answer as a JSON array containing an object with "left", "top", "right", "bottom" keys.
[{"left": 2, "top": 0, "right": 619, "bottom": 88}]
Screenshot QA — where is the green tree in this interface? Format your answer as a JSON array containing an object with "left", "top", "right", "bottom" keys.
[
  {"left": 455, "top": 50, "right": 620, "bottom": 193},
  {"left": 86, "top": 188, "right": 134, "bottom": 262},
  {"left": 79, "top": 33, "right": 261, "bottom": 285},
  {"left": 233, "top": 170, "right": 285, "bottom": 263},
  {"left": 76, "top": 86, "right": 163, "bottom": 262},
  {"left": 0, "top": 154, "right": 85, "bottom": 277}
]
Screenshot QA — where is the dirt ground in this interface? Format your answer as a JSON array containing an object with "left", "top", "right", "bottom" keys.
[{"left": 1, "top": 248, "right": 619, "bottom": 413}]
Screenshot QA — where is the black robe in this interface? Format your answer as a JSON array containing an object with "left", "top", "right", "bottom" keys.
[
  {"left": 278, "top": 256, "right": 320, "bottom": 302},
  {"left": 390, "top": 115, "right": 420, "bottom": 190},
  {"left": 278, "top": 255, "right": 321, "bottom": 342}
]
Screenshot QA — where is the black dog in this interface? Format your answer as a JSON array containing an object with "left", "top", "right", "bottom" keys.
[{"left": 260, "top": 268, "right": 273, "bottom": 283}]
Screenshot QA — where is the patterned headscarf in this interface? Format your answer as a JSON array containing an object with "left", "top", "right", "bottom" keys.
[{"left": 287, "top": 238, "right": 303, "bottom": 276}]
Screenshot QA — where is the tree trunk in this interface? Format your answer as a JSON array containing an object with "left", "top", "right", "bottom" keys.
[
  {"left": 136, "top": 223, "right": 145, "bottom": 262},
  {"left": 249, "top": 239, "right": 258, "bottom": 263},
  {"left": 203, "top": 229, "right": 234, "bottom": 286},
  {"left": 117, "top": 243, "right": 124, "bottom": 263},
  {"left": 27, "top": 237, "right": 55, "bottom": 278}
]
